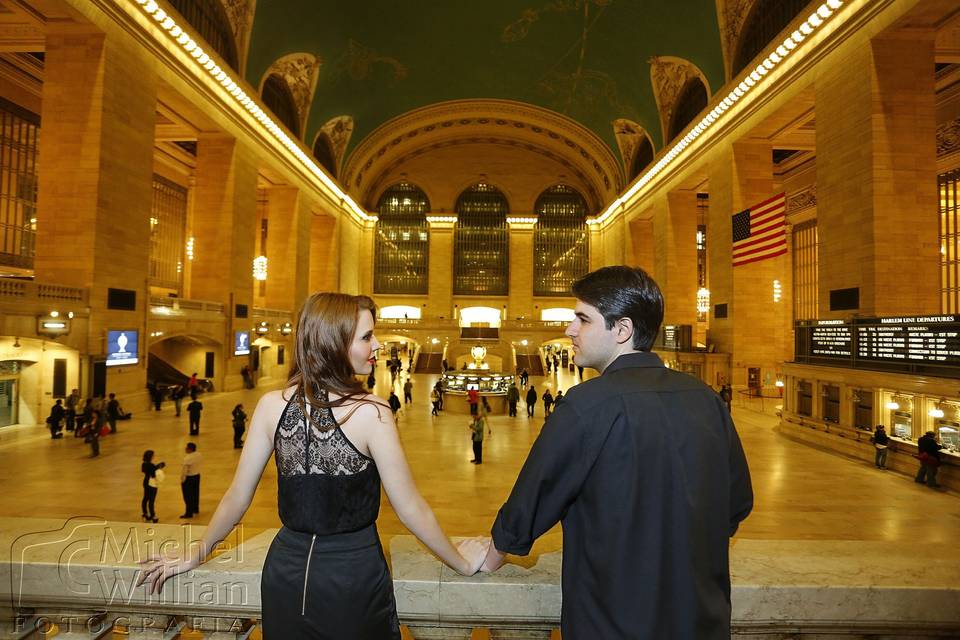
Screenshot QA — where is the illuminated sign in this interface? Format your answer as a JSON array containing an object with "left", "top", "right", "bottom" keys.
[
  {"left": 106, "top": 330, "right": 139, "bottom": 367},
  {"left": 234, "top": 331, "right": 250, "bottom": 356}
]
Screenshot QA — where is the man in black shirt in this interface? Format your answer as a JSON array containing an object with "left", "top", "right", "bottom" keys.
[
  {"left": 482, "top": 266, "right": 753, "bottom": 639},
  {"left": 186, "top": 397, "right": 203, "bottom": 436}
]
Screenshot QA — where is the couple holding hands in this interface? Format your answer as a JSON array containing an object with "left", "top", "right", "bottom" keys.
[{"left": 138, "top": 267, "right": 753, "bottom": 640}]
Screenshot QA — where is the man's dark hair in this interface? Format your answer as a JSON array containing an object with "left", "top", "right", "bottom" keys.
[
  {"left": 571, "top": 266, "right": 664, "bottom": 351},
  {"left": 186, "top": 442, "right": 197, "bottom": 452}
]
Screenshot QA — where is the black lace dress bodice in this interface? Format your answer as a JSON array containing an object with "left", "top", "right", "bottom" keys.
[{"left": 274, "top": 394, "right": 380, "bottom": 535}]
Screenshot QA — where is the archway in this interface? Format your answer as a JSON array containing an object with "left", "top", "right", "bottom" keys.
[
  {"left": 0, "top": 336, "right": 80, "bottom": 428},
  {"left": 147, "top": 333, "right": 223, "bottom": 393}
]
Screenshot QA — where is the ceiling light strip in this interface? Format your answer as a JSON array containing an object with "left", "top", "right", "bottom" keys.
[
  {"left": 130, "top": 0, "right": 377, "bottom": 223},
  {"left": 588, "top": 0, "right": 845, "bottom": 227}
]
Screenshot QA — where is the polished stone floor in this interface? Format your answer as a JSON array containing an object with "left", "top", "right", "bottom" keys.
[{"left": 1, "top": 364, "right": 958, "bottom": 638}]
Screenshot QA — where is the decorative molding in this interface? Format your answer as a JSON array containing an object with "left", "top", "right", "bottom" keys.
[
  {"left": 937, "top": 117, "right": 960, "bottom": 158},
  {"left": 343, "top": 99, "right": 624, "bottom": 211},
  {"left": 612, "top": 119, "right": 652, "bottom": 177},
  {"left": 716, "top": 0, "right": 754, "bottom": 78},
  {"left": 262, "top": 53, "right": 321, "bottom": 139},
  {"left": 787, "top": 185, "right": 817, "bottom": 213},
  {"left": 648, "top": 56, "right": 710, "bottom": 145},
  {"left": 221, "top": 0, "right": 256, "bottom": 71},
  {"left": 319, "top": 115, "right": 355, "bottom": 176}
]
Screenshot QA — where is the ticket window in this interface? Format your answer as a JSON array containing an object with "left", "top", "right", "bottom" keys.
[
  {"left": 892, "top": 411, "right": 913, "bottom": 440},
  {"left": 822, "top": 385, "right": 840, "bottom": 423},
  {"left": 797, "top": 381, "right": 813, "bottom": 417},
  {"left": 938, "top": 422, "right": 959, "bottom": 451}
]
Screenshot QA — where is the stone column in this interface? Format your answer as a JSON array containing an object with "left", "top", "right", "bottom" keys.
[
  {"left": 337, "top": 215, "right": 364, "bottom": 295},
  {"left": 707, "top": 141, "right": 787, "bottom": 387},
  {"left": 426, "top": 217, "right": 455, "bottom": 319},
  {"left": 627, "top": 215, "right": 654, "bottom": 273},
  {"left": 653, "top": 191, "right": 697, "bottom": 326},
  {"left": 34, "top": 26, "right": 157, "bottom": 404},
  {"left": 815, "top": 31, "right": 938, "bottom": 317},
  {"left": 264, "top": 186, "right": 309, "bottom": 312},
  {"left": 191, "top": 134, "right": 257, "bottom": 390},
  {"left": 358, "top": 220, "right": 376, "bottom": 295},
  {"left": 508, "top": 219, "right": 535, "bottom": 320},
  {"left": 308, "top": 210, "right": 339, "bottom": 294}
]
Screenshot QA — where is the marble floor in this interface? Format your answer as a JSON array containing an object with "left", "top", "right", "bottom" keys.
[{"left": 2, "top": 364, "right": 958, "bottom": 638}]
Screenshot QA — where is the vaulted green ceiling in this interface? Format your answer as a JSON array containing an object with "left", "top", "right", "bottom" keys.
[{"left": 245, "top": 1, "right": 724, "bottom": 161}]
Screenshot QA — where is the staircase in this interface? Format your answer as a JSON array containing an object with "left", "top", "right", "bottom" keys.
[
  {"left": 415, "top": 353, "right": 444, "bottom": 373},
  {"left": 514, "top": 354, "right": 544, "bottom": 376},
  {"left": 147, "top": 353, "right": 190, "bottom": 386}
]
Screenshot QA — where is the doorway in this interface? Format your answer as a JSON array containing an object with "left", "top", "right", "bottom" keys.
[{"left": 0, "top": 377, "right": 17, "bottom": 427}]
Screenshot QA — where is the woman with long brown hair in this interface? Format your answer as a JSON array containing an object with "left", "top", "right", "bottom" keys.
[{"left": 137, "top": 293, "right": 488, "bottom": 638}]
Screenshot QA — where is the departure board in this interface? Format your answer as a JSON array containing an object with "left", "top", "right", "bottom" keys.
[
  {"left": 856, "top": 316, "right": 960, "bottom": 365},
  {"left": 795, "top": 315, "right": 960, "bottom": 374}
]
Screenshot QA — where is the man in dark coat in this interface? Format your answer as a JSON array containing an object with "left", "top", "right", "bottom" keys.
[{"left": 481, "top": 266, "right": 753, "bottom": 639}]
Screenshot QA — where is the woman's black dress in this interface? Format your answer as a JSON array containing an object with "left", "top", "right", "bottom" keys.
[{"left": 261, "top": 394, "right": 399, "bottom": 639}]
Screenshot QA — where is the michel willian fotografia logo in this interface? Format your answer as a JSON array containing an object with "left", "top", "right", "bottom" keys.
[{"left": 7, "top": 516, "right": 251, "bottom": 635}]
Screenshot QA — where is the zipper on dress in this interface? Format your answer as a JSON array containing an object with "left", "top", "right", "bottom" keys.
[{"left": 301, "top": 533, "right": 317, "bottom": 616}]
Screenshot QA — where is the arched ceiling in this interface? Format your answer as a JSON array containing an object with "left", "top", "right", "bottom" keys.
[{"left": 245, "top": 1, "right": 724, "bottom": 165}]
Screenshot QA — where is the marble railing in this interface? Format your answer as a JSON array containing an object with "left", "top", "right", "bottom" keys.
[
  {"left": 0, "top": 278, "right": 88, "bottom": 305},
  {"left": 3, "top": 517, "right": 958, "bottom": 639},
  {"left": 149, "top": 296, "right": 225, "bottom": 317}
]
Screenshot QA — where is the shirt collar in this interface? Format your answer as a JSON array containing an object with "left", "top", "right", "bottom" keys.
[{"left": 603, "top": 351, "right": 664, "bottom": 374}]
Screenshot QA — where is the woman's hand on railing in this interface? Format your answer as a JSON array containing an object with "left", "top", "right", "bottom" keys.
[
  {"left": 455, "top": 537, "right": 491, "bottom": 576},
  {"left": 136, "top": 549, "right": 202, "bottom": 595}
]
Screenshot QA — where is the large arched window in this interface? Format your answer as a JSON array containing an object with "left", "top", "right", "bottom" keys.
[
  {"left": 313, "top": 134, "right": 337, "bottom": 178},
  {"left": 454, "top": 183, "right": 509, "bottom": 296},
  {"left": 732, "top": 0, "right": 809, "bottom": 76},
  {"left": 262, "top": 74, "right": 300, "bottom": 138},
  {"left": 374, "top": 182, "right": 430, "bottom": 294},
  {"left": 168, "top": 0, "right": 239, "bottom": 72},
  {"left": 630, "top": 136, "right": 654, "bottom": 181},
  {"left": 534, "top": 185, "right": 589, "bottom": 296},
  {"left": 668, "top": 78, "right": 708, "bottom": 142}
]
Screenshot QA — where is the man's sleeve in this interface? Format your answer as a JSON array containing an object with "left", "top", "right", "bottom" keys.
[
  {"left": 724, "top": 406, "right": 753, "bottom": 536},
  {"left": 491, "top": 398, "right": 603, "bottom": 555}
]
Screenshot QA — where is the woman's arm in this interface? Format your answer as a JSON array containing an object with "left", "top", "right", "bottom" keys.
[
  {"left": 360, "top": 403, "right": 487, "bottom": 575},
  {"left": 137, "top": 392, "right": 282, "bottom": 594}
]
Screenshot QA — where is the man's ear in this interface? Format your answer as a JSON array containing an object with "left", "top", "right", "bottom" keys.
[{"left": 613, "top": 317, "right": 635, "bottom": 346}]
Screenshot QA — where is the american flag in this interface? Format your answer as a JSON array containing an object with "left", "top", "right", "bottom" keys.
[{"left": 732, "top": 192, "right": 787, "bottom": 267}]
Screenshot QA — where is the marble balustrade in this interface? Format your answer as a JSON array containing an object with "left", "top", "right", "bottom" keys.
[{"left": 1, "top": 517, "right": 958, "bottom": 639}]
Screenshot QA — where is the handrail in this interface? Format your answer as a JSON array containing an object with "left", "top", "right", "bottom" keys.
[
  {"left": 1, "top": 517, "right": 957, "bottom": 639},
  {"left": 0, "top": 277, "right": 87, "bottom": 304},
  {"left": 149, "top": 296, "right": 224, "bottom": 315}
]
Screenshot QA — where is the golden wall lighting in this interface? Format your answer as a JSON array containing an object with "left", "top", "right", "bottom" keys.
[
  {"left": 696, "top": 287, "right": 710, "bottom": 315},
  {"left": 589, "top": 0, "right": 845, "bottom": 227},
  {"left": 186, "top": 236, "right": 195, "bottom": 261},
  {"left": 773, "top": 280, "right": 782, "bottom": 302},
  {"left": 252, "top": 255, "right": 268, "bottom": 281}
]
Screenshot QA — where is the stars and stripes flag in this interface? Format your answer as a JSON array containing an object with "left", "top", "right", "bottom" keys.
[{"left": 732, "top": 192, "right": 787, "bottom": 267}]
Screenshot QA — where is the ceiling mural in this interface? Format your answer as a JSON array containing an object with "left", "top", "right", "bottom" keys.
[{"left": 245, "top": 1, "right": 724, "bottom": 164}]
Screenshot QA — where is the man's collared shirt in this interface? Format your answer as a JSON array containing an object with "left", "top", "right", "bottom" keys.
[{"left": 492, "top": 351, "right": 753, "bottom": 639}]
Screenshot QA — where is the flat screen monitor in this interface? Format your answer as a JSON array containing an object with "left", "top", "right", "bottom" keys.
[
  {"left": 106, "top": 330, "right": 139, "bottom": 367},
  {"left": 235, "top": 331, "right": 250, "bottom": 356}
]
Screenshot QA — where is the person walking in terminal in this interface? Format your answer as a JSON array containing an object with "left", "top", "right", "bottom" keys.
[
  {"left": 388, "top": 390, "right": 402, "bottom": 417},
  {"left": 83, "top": 409, "right": 102, "bottom": 457},
  {"left": 136, "top": 292, "right": 487, "bottom": 639},
  {"left": 106, "top": 393, "right": 121, "bottom": 433},
  {"left": 180, "top": 442, "right": 202, "bottom": 519},
  {"left": 171, "top": 385, "right": 184, "bottom": 417},
  {"left": 141, "top": 450, "right": 166, "bottom": 523},
  {"left": 232, "top": 404, "right": 247, "bottom": 449},
  {"left": 46, "top": 399, "right": 64, "bottom": 439},
  {"left": 525, "top": 385, "right": 537, "bottom": 417},
  {"left": 480, "top": 266, "right": 753, "bottom": 639},
  {"left": 434, "top": 381, "right": 444, "bottom": 411},
  {"left": 65, "top": 388, "right": 79, "bottom": 432},
  {"left": 542, "top": 389, "right": 554, "bottom": 417},
  {"left": 430, "top": 387, "right": 441, "bottom": 416},
  {"left": 507, "top": 381, "right": 520, "bottom": 417},
  {"left": 915, "top": 431, "right": 943, "bottom": 488},
  {"left": 469, "top": 413, "right": 486, "bottom": 464},
  {"left": 187, "top": 395, "right": 203, "bottom": 436},
  {"left": 403, "top": 378, "right": 413, "bottom": 404},
  {"left": 871, "top": 425, "right": 890, "bottom": 469},
  {"left": 520, "top": 368, "right": 529, "bottom": 387},
  {"left": 467, "top": 387, "right": 479, "bottom": 415}
]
